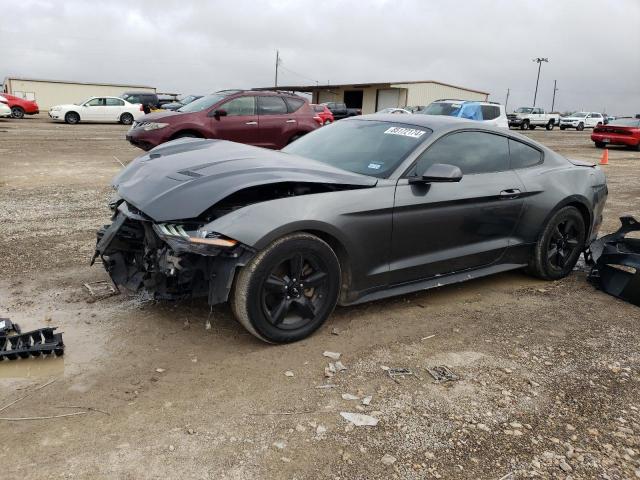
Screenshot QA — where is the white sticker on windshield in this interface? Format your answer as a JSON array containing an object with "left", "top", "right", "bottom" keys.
[
  {"left": 367, "top": 163, "right": 382, "bottom": 170},
  {"left": 384, "top": 127, "right": 425, "bottom": 139}
]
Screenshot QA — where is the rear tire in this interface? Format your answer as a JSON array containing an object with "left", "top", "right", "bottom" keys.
[
  {"left": 546, "top": 121, "right": 554, "bottom": 131},
  {"left": 595, "top": 141, "right": 605, "bottom": 148},
  {"left": 11, "top": 106, "right": 25, "bottom": 119},
  {"left": 64, "top": 112, "right": 80, "bottom": 124},
  {"left": 526, "top": 206, "right": 586, "bottom": 280},
  {"left": 577, "top": 122, "right": 585, "bottom": 131},
  {"left": 232, "top": 233, "right": 341, "bottom": 343},
  {"left": 120, "top": 113, "right": 134, "bottom": 125}
]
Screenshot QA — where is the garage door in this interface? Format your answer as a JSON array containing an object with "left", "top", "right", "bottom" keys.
[{"left": 376, "top": 89, "right": 401, "bottom": 111}]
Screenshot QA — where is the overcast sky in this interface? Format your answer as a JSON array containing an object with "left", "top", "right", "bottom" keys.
[{"left": 3, "top": 0, "right": 639, "bottom": 114}]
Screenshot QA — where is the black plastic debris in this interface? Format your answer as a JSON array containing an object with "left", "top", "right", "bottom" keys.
[
  {"left": 0, "top": 318, "right": 21, "bottom": 335},
  {"left": 0, "top": 325, "right": 64, "bottom": 361},
  {"left": 588, "top": 215, "right": 640, "bottom": 307},
  {"left": 427, "top": 366, "right": 459, "bottom": 383}
]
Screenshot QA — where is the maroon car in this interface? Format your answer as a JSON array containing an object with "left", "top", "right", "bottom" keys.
[{"left": 126, "top": 90, "right": 318, "bottom": 151}]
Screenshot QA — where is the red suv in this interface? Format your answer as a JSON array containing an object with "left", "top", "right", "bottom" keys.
[
  {"left": 1, "top": 93, "right": 39, "bottom": 118},
  {"left": 126, "top": 90, "right": 319, "bottom": 151}
]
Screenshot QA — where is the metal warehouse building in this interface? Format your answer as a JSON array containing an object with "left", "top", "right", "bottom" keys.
[
  {"left": 2, "top": 77, "right": 156, "bottom": 110},
  {"left": 259, "top": 80, "right": 489, "bottom": 114}
]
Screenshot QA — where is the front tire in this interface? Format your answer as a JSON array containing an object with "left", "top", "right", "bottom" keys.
[
  {"left": 120, "top": 113, "right": 134, "bottom": 125},
  {"left": 520, "top": 120, "right": 529, "bottom": 130},
  {"left": 232, "top": 233, "right": 341, "bottom": 343},
  {"left": 595, "top": 141, "right": 605, "bottom": 148},
  {"left": 11, "top": 106, "right": 25, "bottom": 119},
  {"left": 64, "top": 112, "right": 80, "bottom": 124},
  {"left": 577, "top": 122, "right": 585, "bottom": 131},
  {"left": 527, "top": 206, "right": 586, "bottom": 280}
]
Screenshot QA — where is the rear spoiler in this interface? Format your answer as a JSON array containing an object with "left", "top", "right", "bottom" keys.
[{"left": 567, "top": 158, "right": 596, "bottom": 168}]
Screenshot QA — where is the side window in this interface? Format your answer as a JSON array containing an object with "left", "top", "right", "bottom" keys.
[
  {"left": 257, "top": 96, "right": 288, "bottom": 115},
  {"left": 414, "top": 131, "right": 509, "bottom": 176},
  {"left": 106, "top": 98, "right": 124, "bottom": 106},
  {"left": 481, "top": 105, "right": 500, "bottom": 120},
  {"left": 284, "top": 97, "right": 305, "bottom": 113},
  {"left": 337, "top": 103, "right": 346, "bottom": 110},
  {"left": 126, "top": 95, "right": 140, "bottom": 104},
  {"left": 509, "top": 139, "right": 543, "bottom": 169},
  {"left": 221, "top": 96, "right": 256, "bottom": 116},
  {"left": 85, "top": 98, "right": 104, "bottom": 107}
]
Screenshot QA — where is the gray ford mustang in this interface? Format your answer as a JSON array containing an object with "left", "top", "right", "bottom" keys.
[{"left": 94, "top": 114, "right": 608, "bottom": 343}]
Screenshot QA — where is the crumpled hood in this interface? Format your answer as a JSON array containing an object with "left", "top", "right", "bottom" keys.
[{"left": 113, "top": 138, "right": 377, "bottom": 221}]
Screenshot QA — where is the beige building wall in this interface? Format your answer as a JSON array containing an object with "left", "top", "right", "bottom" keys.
[
  {"left": 392, "top": 82, "right": 488, "bottom": 106},
  {"left": 312, "top": 82, "right": 488, "bottom": 114},
  {"left": 4, "top": 78, "right": 156, "bottom": 110}
]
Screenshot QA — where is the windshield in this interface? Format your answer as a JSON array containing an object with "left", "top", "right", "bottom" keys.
[
  {"left": 608, "top": 118, "right": 640, "bottom": 127},
  {"left": 178, "top": 93, "right": 229, "bottom": 113},
  {"left": 569, "top": 112, "right": 588, "bottom": 117},
  {"left": 179, "top": 95, "right": 198, "bottom": 105},
  {"left": 516, "top": 107, "right": 533, "bottom": 113},
  {"left": 282, "top": 120, "right": 432, "bottom": 178},
  {"left": 420, "top": 102, "right": 463, "bottom": 116}
]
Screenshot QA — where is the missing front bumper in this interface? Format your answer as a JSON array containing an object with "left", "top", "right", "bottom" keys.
[{"left": 92, "top": 207, "right": 254, "bottom": 306}]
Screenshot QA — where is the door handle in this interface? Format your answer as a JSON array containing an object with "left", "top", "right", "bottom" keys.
[
  {"left": 245, "top": 121, "right": 257, "bottom": 125},
  {"left": 499, "top": 188, "right": 521, "bottom": 199},
  {"left": 285, "top": 119, "right": 296, "bottom": 123}
]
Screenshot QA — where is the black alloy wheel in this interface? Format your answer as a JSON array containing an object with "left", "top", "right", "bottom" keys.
[
  {"left": 527, "top": 206, "right": 586, "bottom": 280},
  {"left": 260, "top": 252, "right": 329, "bottom": 329},
  {"left": 232, "top": 233, "right": 340, "bottom": 343}
]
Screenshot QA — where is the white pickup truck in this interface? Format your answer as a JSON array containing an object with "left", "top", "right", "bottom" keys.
[{"left": 507, "top": 107, "right": 560, "bottom": 131}]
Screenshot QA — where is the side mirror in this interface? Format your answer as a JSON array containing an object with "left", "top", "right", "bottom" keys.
[
  {"left": 408, "top": 163, "right": 463, "bottom": 184},
  {"left": 209, "top": 109, "right": 227, "bottom": 119}
]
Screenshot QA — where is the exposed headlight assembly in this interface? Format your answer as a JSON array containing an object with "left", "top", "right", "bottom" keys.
[{"left": 153, "top": 223, "right": 239, "bottom": 255}]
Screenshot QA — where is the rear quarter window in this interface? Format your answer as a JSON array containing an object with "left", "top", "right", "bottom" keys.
[
  {"left": 509, "top": 139, "right": 543, "bottom": 169},
  {"left": 481, "top": 105, "right": 501, "bottom": 120},
  {"left": 284, "top": 97, "right": 305, "bottom": 113}
]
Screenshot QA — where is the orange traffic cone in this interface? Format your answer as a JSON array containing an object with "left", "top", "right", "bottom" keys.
[{"left": 600, "top": 148, "right": 609, "bottom": 165}]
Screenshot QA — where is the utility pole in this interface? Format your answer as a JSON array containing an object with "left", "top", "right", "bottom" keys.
[
  {"left": 274, "top": 50, "right": 280, "bottom": 87},
  {"left": 532, "top": 57, "right": 549, "bottom": 107},
  {"left": 551, "top": 80, "right": 558, "bottom": 112},
  {"left": 505, "top": 88, "right": 510, "bottom": 111}
]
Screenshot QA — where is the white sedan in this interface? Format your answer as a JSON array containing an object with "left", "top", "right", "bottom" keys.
[
  {"left": 0, "top": 95, "right": 11, "bottom": 117},
  {"left": 49, "top": 96, "right": 144, "bottom": 125}
]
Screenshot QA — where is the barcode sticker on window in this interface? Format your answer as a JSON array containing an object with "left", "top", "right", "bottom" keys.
[{"left": 384, "top": 127, "right": 425, "bottom": 138}]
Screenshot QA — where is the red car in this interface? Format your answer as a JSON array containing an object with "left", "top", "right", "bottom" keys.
[
  {"left": 592, "top": 118, "right": 640, "bottom": 150},
  {"left": 126, "top": 90, "right": 319, "bottom": 151},
  {"left": 311, "top": 104, "right": 334, "bottom": 126},
  {"left": 1, "top": 93, "right": 39, "bottom": 118}
]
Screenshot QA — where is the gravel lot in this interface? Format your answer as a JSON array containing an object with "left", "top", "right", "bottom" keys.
[{"left": 1, "top": 115, "right": 639, "bottom": 479}]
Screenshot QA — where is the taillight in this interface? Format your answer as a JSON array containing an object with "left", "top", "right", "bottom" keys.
[{"left": 140, "top": 105, "right": 144, "bottom": 111}]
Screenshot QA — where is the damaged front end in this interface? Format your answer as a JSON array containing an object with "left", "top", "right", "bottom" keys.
[
  {"left": 588, "top": 215, "right": 640, "bottom": 307},
  {"left": 92, "top": 201, "right": 254, "bottom": 305}
]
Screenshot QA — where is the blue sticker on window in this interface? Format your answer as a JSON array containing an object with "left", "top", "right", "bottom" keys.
[{"left": 367, "top": 163, "right": 382, "bottom": 170}]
